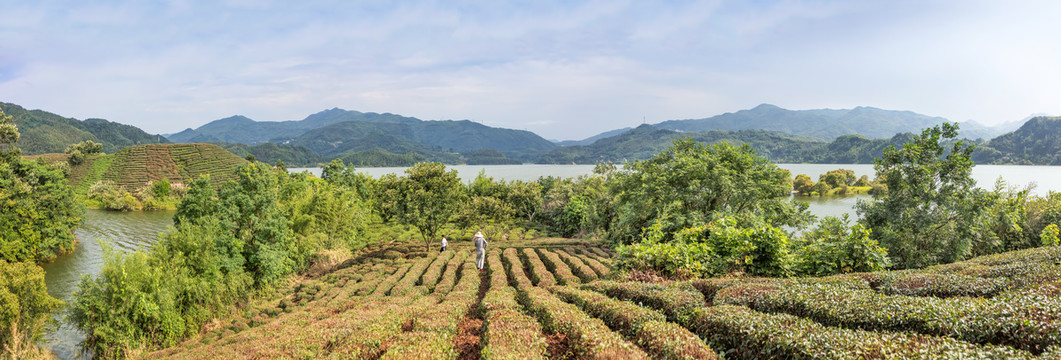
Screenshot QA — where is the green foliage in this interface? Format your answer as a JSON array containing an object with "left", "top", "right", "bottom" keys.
[
  {"left": 616, "top": 216, "right": 791, "bottom": 278},
  {"left": 67, "top": 140, "right": 103, "bottom": 155},
  {"left": 1042, "top": 224, "right": 1060, "bottom": 246},
  {"left": 219, "top": 142, "right": 323, "bottom": 167},
  {"left": 0, "top": 261, "right": 63, "bottom": 354},
  {"left": 0, "top": 147, "right": 84, "bottom": 263},
  {"left": 819, "top": 168, "right": 855, "bottom": 188},
  {"left": 151, "top": 178, "right": 171, "bottom": 199},
  {"left": 0, "top": 102, "right": 167, "bottom": 155},
  {"left": 610, "top": 138, "right": 809, "bottom": 244},
  {"left": 792, "top": 174, "right": 814, "bottom": 196},
  {"left": 70, "top": 225, "right": 255, "bottom": 359},
  {"left": 987, "top": 117, "right": 1061, "bottom": 165},
  {"left": 379, "top": 162, "right": 464, "bottom": 251},
  {"left": 73, "top": 162, "right": 372, "bottom": 357},
  {"left": 0, "top": 107, "right": 20, "bottom": 163},
  {"left": 792, "top": 215, "right": 890, "bottom": 276},
  {"left": 858, "top": 123, "right": 980, "bottom": 269},
  {"left": 87, "top": 180, "right": 142, "bottom": 211}
]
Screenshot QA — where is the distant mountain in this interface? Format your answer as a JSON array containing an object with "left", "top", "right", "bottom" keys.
[
  {"left": 538, "top": 124, "right": 829, "bottom": 164},
  {"left": 652, "top": 104, "right": 1013, "bottom": 141},
  {"left": 219, "top": 143, "right": 324, "bottom": 167},
  {"left": 986, "top": 116, "right": 1061, "bottom": 165},
  {"left": 554, "top": 127, "right": 633, "bottom": 146},
  {"left": 0, "top": 102, "right": 168, "bottom": 155},
  {"left": 166, "top": 108, "right": 420, "bottom": 144},
  {"left": 168, "top": 108, "right": 557, "bottom": 163},
  {"left": 285, "top": 118, "right": 556, "bottom": 162}
]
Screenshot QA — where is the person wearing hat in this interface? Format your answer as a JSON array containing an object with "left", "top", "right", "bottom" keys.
[{"left": 473, "top": 230, "right": 487, "bottom": 271}]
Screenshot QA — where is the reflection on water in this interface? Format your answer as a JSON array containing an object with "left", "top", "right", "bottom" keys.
[
  {"left": 41, "top": 209, "right": 174, "bottom": 360},
  {"left": 792, "top": 194, "right": 865, "bottom": 224}
]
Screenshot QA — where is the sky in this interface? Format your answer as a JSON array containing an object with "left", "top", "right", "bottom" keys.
[{"left": 1, "top": 0, "right": 1060, "bottom": 141}]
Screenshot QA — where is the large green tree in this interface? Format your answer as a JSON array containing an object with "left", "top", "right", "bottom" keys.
[
  {"left": 857, "top": 122, "right": 980, "bottom": 268},
  {"left": 0, "top": 106, "right": 84, "bottom": 263},
  {"left": 609, "top": 138, "right": 810, "bottom": 244},
  {"left": 386, "top": 162, "right": 465, "bottom": 251}
]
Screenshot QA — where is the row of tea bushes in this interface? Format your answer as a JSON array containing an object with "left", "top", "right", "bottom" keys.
[
  {"left": 480, "top": 248, "right": 549, "bottom": 360},
  {"left": 583, "top": 281, "right": 1037, "bottom": 359},
  {"left": 537, "top": 248, "right": 581, "bottom": 285},
  {"left": 550, "top": 286, "right": 719, "bottom": 360},
  {"left": 513, "top": 279, "right": 648, "bottom": 358}
]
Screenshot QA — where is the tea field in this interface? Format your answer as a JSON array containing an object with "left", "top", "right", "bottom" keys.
[{"left": 144, "top": 238, "right": 1061, "bottom": 359}]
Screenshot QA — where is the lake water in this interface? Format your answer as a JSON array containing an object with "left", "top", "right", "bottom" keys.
[
  {"left": 42, "top": 209, "right": 174, "bottom": 360},
  {"left": 41, "top": 164, "right": 1061, "bottom": 358}
]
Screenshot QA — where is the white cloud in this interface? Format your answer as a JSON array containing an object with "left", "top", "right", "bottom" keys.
[{"left": 1, "top": 0, "right": 1059, "bottom": 140}]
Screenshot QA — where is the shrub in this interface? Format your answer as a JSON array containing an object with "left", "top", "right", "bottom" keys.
[
  {"left": 617, "top": 216, "right": 791, "bottom": 278},
  {"left": 517, "top": 287, "right": 648, "bottom": 359},
  {"left": 792, "top": 216, "right": 890, "bottom": 276},
  {"left": 713, "top": 280, "right": 1061, "bottom": 354},
  {"left": 0, "top": 261, "right": 63, "bottom": 356},
  {"left": 551, "top": 286, "right": 719, "bottom": 359},
  {"left": 521, "top": 248, "right": 556, "bottom": 287},
  {"left": 556, "top": 249, "right": 598, "bottom": 282},
  {"left": 537, "top": 249, "right": 580, "bottom": 285},
  {"left": 1042, "top": 224, "right": 1060, "bottom": 246}
]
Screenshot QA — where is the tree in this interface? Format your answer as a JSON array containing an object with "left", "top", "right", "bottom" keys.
[
  {"left": 0, "top": 107, "right": 19, "bottom": 163},
  {"left": 389, "top": 162, "right": 465, "bottom": 251},
  {"left": 0, "top": 107, "right": 84, "bottom": 262},
  {"left": 857, "top": 123, "right": 979, "bottom": 268},
  {"left": 610, "top": 138, "right": 810, "bottom": 244},
  {"left": 819, "top": 169, "right": 855, "bottom": 188},
  {"left": 506, "top": 180, "right": 543, "bottom": 222},
  {"left": 793, "top": 174, "right": 815, "bottom": 196},
  {"left": 1, "top": 260, "right": 63, "bottom": 358}
]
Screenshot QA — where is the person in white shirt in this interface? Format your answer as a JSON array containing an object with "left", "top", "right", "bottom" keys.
[
  {"left": 473, "top": 230, "right": 487, "bottom": 271},
  {"left": 440, "top": 235, "right": 448, "bottom": 252}
]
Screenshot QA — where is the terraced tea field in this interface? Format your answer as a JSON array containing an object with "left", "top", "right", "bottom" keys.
[
  {"left": 69, "top": 143, "right": 247, "bottom": 192},
  {"left": 146, "top": 239, "right": 1061, "bottom": 359}
]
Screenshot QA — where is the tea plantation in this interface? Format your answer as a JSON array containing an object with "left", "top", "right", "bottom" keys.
[{"left": 145, "top": 239, "right": 1061, "bottom": 359}]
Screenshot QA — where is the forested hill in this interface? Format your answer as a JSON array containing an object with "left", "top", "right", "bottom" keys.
[
  {"left": 652, "top": 103, "right": 1010, "bottom": 141},
  {"left": 167, "top": 107, "right": 557, "bottom": 163},
  {"left": 536, "top": 124, "right": 920, "bottom": 164},
  {"left": 166, "top": 108, "right": 418, "bottom": 144},
  {"left": 286, "top": 119, "right": 556, "bottom": 160},
  {"left": 986, "top": 116, "right": 1061, "bottom": 165},
  {"left": 0, "top": 102, "right": 169, "bottom": 155}
]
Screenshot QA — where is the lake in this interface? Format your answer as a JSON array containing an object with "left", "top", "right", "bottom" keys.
[{"left": 41, "top": 163, "right": 1061, "bottom": 358}]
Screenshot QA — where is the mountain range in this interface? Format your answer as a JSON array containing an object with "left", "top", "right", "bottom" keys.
[
  {"left": 7, "top": 100, "right": 1055, "bottom": 166},
  {"left": 1, "top": 102, "right": 168, "bottom": 155}
]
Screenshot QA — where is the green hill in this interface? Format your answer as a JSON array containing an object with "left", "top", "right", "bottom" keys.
[
  {"left": 286, "top": 119, "right": 552, "bottom": 162},
  {"left": 0, "top": 102, "right": 168, "bottom": 155},
  {"left": 70, "top": 143, "right": 248, "bottom": 193},
  {"left": 166, "top": 109, "right": 421, "bottom": 145},
  {"left": 168, "top": 108, "right": 557, "bottom": 163},
  {"left": 538, "top": 125, "right": 830, "bottom": 164},
  {"left": 987, "top": 116, "right": 1061, "bottom": 165},
  {"left": 219, "top": 142, "right": 325, "bottom": 167},
  {"left": 653, "top": 104, "right": 1011, "bottom": 141}
]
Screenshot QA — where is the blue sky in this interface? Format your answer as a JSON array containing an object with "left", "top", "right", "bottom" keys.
[{"left": 1, "top": 0, "right": 1059, "bottom": 140}]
